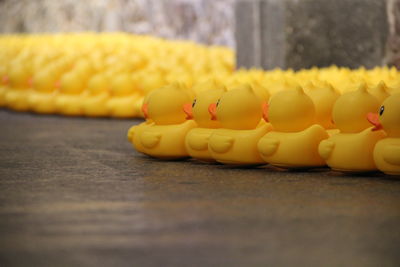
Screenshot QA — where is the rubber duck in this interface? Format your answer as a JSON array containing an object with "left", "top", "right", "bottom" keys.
[
  {"left": 107, "top": 73, "right": 142, "bottom": 118},
  {"left": 318, "top": 84, "right": 386, "bottom": 172},
  {"left": 5, "top": 61, "right": 32, "bottom": 111},
  {"left": 367, "top": 93, "right": 400, "bottom": 175},
  {"left": 183, "top": 83, "right": 226, "bottom": 161},
  {"left": 128, "top": 83, "right": 197, "bottom": 159},
  {"left": 258, "top": 86, "right": 329, "bottom": 168},
  {"left": 82, "top": 73, "right": 110, "bottom": 117},
  {"left": 368, "top": 81, "right": 391, "bottom": 104},
  {"left": 54, "top": 71, "right": 85, "bottom": 116},
  {"left": 208, "top": 84, "right": 272, "bottom": 165},
  {"left": 304, "top": 81, "right": 340, "bottom": 130},
  {"left": 29, "top": 68, "right": 58, "bottom": 114}
]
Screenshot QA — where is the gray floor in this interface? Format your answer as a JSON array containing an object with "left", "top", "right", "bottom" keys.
[{"left": 0, "top": 110, "right": 399, "bottom": 267}]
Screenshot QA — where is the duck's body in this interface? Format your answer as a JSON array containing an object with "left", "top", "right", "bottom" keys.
[
  {"left": 107, "top": 94, "right": 141, "bottom": 118},
  {"left": 28, "top": 92, "right": 56, "bottom": 114},
  {"left": 82, "top": 93, "right": 109, "bottom": 117},
  {"left": 259, "top": 124, "right": 328, "bottom": 168},
  {"left": 5, "top": 88, "right": 31, "bottom": 111},
  {"left": 185, "top": 128, "right": 215, "bottom": 162},
  {"left": 209, "top": 122, "right": 272, "bottom": 165},
  {"left": 140, "top": 120, "right": 196, "bottom": 159},
  {"left": 373, "top": 139, "right": 400, "bottom": 175},
  {"left": 258, "top": 87, "right": 328, "bottom": 168},
  {"left": 128, "top": 121, "right": 155, "bottom": 153},
  {"left": 318, "top": 84, "right": 385, "bottom": 172},
  {"left": 319, "top": 127, "right": 386, "bottom": 172}
]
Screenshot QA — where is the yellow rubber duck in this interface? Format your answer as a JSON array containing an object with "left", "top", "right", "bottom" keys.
[
  {"left": 258, "top": 86, "right": 329, "bottom": 168},
  {"left": 367, "top": 93, "right": 400, "bottom": 175},
  {"left": 5, "top": 62, "right": 32, "bottom": 111},
  {"left": 107, "top": 73, "right": 142, "bottom": 118},
  {"left": 368, "top": 81, "right": 391, "bottom": 104},
  {"left": 208, "top": 84, "right": 272, "bottom": 165},
  {"left": 318, "top": 84, "right": 386, "bottom": 172},
  {"left": 183, "top": 83, "right": 226, "bottom": 162},
  {"left": 54, "top": 71, "right": 85, "bottom": 116},
  {"left": 304, "top": 81, "right": 340, "bottom": 130},
  {"left": 128, "top": 83, "right": 197, "bottom": 159},
  {"left": 82, "top": 73, "right": 110, "bottom": 117},
  {"left": 28, "top": 68, "right": 58, "bottom": 114}
]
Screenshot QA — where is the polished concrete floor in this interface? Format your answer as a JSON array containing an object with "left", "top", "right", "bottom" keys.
[{"left": 0, "top": 110, "right": 400, "bottom": 267}]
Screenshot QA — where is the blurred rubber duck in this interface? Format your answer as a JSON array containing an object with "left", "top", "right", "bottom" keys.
[
  {"left": 258, "top": 86, "right": 329, "bottom": 168},
  {"left": 107, "top": 73, "right": 142, "bottom": 118},
  {"left": 5, "top": 62, "right": 32, "bottom": 111},
  {"left": 368, "top": 81, "right": 391, "bottom": 104},
  {"left": 29, "top": 68, "right": 58, "bottom": 114},
  {"left": 183, "top": 81, "right": 226, "bottom": 161},
  {"left": 208, "top": 84, "right": 272, "bottom": 165},
  {"left": 318, "top": 84, "right": 386, "bottom": 172},
  {"left": 304, "top": 81, "right": 340, "bottom": 130},
  {"left": 128, "top": 83, "right": 196, "bottom": 159},
  {"left": 367, "top": 93, "right": 400, "bottom": 175},
  {"left": 54, "top": 71, "right": 85, "bottom": 116},
  {"left": 82, "top": 73, "right": 109, "bottom": 117}
]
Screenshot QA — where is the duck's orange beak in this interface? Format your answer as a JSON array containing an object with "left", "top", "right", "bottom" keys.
[
  {"left": 262, "top": 102, "right": 269, "bottom": 122},
  {"left": 208, "top": 103, "right": 217, "bottom": 120},
  {"left": 2, "top": 75, "right": 8, "bottom": 85},
  {"left": 183, "top": 103, "right": 193, "bottom": 120},
  {"left": 54, "top": 80, "right": 60, "bottom": 89},
  {"left": 141, "top": 103, "right": 149, "bottom": 119},
  {"left": 367, "top": 112, "right": 382, "bottom": 131}
]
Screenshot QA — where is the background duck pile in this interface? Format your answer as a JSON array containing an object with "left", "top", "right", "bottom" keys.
[{"left": 0, "top": 33, "right": 399, "bottom": 118}]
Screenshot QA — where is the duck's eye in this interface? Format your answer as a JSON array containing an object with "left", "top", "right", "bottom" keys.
[
  {"left": 192, "top": 99, "right": 196, "bottom": 108},
  {"left": 379, "top": 105, "right": 385, "bottom": 116},
  {"left": 216, "top": 99, "right": 220, "bottom": 107}
]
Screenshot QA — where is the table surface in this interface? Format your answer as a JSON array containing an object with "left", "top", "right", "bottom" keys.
[{"left": 0, "top": 110, "right": 400, "bottom": 267}]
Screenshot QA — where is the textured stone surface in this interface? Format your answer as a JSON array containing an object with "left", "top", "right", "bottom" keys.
[
  {"left": 1, "top": 110, "right": 400, "bottom": 266},
  {"left": 236, "top": 0, "right": 394, "bottom": 70},
  {"left": 0, "top": 0, "right": 235, "bottom": 47},
  {"left": 286, "top": 0, "right": 388, "bottom": 69}
]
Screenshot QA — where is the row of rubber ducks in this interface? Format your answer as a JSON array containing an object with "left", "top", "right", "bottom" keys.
[
  {"left": 1, "top": 34, "right": 400, "bottom": 118},
  {"left": 128, "top": 82, "right": 400, "bottom": 176},
  {"left": 0, "top": 33, "right": 233, "bottom": 117}
]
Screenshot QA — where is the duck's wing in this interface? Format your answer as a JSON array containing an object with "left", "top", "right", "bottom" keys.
[
  {"left": 318, "top": 139, "right": 335, "bottom": 160},
  {"left": 141, "top": 131, "right": 162, "bottom": 148},
  {"left": 209, "top": 134, "right": 234, "bottom": 153},
  {"left": 258, "top": 137, "right": 280, "bottom": 157},
  {"left": 383, "top": 145, "right": 400, "bottom": 165},
  {"left": 187, "top": 132, "right": 210, "bottom": 151}
]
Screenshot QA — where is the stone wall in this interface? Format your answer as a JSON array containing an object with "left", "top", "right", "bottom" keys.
[
  {"left": 235, "top": 0, "right": 400, "bottom": 69},
  {"left": 0, "top": 0, "right": 235, "bottom": 48}
]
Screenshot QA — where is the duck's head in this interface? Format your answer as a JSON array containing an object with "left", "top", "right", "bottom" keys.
[
  {"left": 87, "top": 73, "right": 109, "bottom": 96},
  {"left": 32, "top": 68, "right": 58, "bottom": 93},
  {"left": 264, "top": 86, "right": 315, "bottom": 132},
  {"left": 367, "top": 93, "right": 400, "bottom": 137},
  {"left": 333, "top": 83, "right": 380, "bottom": 133},
  {"left": 368, "top": 81, "right": 391, "bottom": 104},
  {"left": 143, "top": 83, "right": 194, "bottom": 125},
  {"left": 305, "top": 81, "right": 340, "bottom": 129},
  {"left": 110, "top": 73, "right": 135, "bottom": 97},
  {"left": 183, "top": 82, "right": 226, "bottom": 128},
  {"left": 59, "top": 71, "right": 86, "bottom": 95},
  {"left": 208, "top": 84, "right": 262, "bottom": 130}
]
